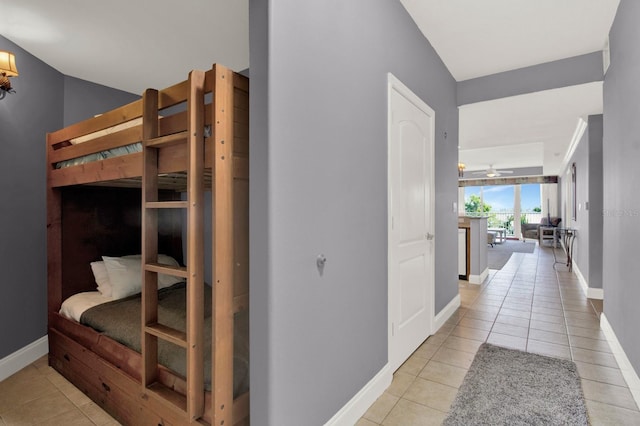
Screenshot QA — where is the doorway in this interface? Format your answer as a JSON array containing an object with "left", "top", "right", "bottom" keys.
[{"left": 387, "top": 74, "right": 435, "bottom": 372}]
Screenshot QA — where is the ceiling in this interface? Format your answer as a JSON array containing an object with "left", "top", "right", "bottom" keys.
[
  {"left": 2, "top": 1, "right": 621, "bottom": 175},
  {"left": 0, "top": 0, "right": 249, "bottom": 95},
  {"left": 399, "top": 0, "right": 619, "bottom": 82},
  {"left": 459, "top": 82, "right": 603, "bottom": 175},
  {"left": 400, "top": 0, "right": 620, "bottom": 176}
]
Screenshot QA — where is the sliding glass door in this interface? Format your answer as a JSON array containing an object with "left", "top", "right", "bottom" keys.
[{"left": 464, "top": 184, "right": 542, "bottom": 238}]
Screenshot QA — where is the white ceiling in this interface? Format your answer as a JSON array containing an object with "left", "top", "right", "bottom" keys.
[
  {"left": 399, "top": 0, "right": 620, "bottom": 82},
  {"left": 401, "top": 0, "right": 619, "bottom": 176},
  {"left": 0, "top": 0, "right": 249, "bottom": 95},
  {"left": 2, "top": 1, "right": 621, "bottom": 175},
  {"left": 459, "top": 82, "right": 604, "bottom": 175}
]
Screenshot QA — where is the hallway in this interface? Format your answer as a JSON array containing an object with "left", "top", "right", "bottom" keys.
[{"left": 359, "top": 245, "right": 640, "bottom": 425}]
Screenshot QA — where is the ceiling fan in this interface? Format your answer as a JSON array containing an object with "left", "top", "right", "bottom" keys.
[{"left": 471, "top": 165, "right": 514, "bottom": 178}]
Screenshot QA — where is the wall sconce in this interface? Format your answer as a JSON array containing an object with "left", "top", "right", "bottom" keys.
[
  {"left": 458, "top": 162, "right": 465, "bottom": 178},
  {"left": 0, "top": 50, "right": 19, "bottom": 100}
]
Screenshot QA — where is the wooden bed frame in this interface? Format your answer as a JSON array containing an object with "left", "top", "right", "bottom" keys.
[{"left": 46, "top": 64, "right": 249, "bottom": 425}]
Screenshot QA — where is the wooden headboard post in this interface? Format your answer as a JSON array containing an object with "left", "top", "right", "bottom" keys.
[{"left": 46, "top": 190, "right": 63, "bottom": 316}]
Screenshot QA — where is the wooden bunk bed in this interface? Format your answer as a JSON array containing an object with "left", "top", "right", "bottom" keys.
[{"left": 46, "top": 64, "right": 249, "bottom": 425}]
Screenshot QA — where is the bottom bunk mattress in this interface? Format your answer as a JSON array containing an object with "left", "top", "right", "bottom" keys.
[{"left": 64, "top": 282, "right": 248, "bottom": 397}]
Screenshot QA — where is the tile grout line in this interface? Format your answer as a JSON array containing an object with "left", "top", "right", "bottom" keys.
[
  {"left": 378, "top": 324, "right": 454, "bottom": 425},
  {"left": 546, "top": 251, "right": 640, "bottom": 414},
  {"left": 43, "top": 372, "right": 100, "bottom": 425},
  {"left": 523, "top": 248, "right": 541, "bottom": 353},
  {"left": 365, "top": 243, "right": 640, "bottom": 424}
]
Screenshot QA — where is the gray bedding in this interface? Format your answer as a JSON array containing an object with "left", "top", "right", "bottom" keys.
[
  {"left": 55, "top": 143, "right": 142, "bottom": 169},
  {"left": 55, "top": 125, "right": 212, "bottom": 169},
  {"left": 80, "top": 282, "right": 249, "bottom": 396}
]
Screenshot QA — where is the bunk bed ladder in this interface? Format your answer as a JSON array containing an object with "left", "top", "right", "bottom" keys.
[
  {"left": 141, "top": 70, "right": 206, "bottom": 423},
  {"left": 211, "top": 64, "right": 237, "bottom": 426}
]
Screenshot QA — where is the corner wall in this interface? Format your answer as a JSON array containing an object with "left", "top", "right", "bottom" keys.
[
  {"left": 602, "top": 0, "right": 640, "bottom": 382},
  {"left": 559, "top": 115, "right": 603, "bottom": 294},
  {"left": 457, "top": 52, "right": 603, "bottom": 106},
  {"left": 0, "top": 36, "right": 62, "bottom": 360},
  {"left": 249, "top": 1, "right": 459, "bottom": 424},
  {"left": 0, "top": 36, "right": 140, "bottom": 365},
  {"left": 63, "top": 75, "right": 139, "bottom": 126},
  {"left": 587, "top": 116, "right": 603, "bottom": 291}
]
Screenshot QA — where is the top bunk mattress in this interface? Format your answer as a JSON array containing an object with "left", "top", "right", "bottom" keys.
[
  {"left": 55, "top": 118, "right": 143, "bottom": 169},
  {"left": 54, "top": 118, "right": 213, "bottom": 170},
  {"left": 55, "top": 143, "right": 142, "bottom": 169}
]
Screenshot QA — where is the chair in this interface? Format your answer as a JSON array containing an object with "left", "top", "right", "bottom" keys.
[
  {"left": 487, "top": 231, "right": 496, "bottom": 247},
  {"left": 521, "top": 217, "right": 562, "bottom": 240}
]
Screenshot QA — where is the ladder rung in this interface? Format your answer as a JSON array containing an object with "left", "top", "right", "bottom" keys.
[
  {"left": 145, "top": 130, "right": 188, "bottom": 148},
  {"left": 145, "top": 323, "right": 187, "bottom": 348},
  {"left": 141, "top": 73, "right": 206, "bottom": 423},
  {"left": 145, "top": 262, "right": 188, "bottom": 278},
  {"left": 145, "top": 201, "right": 188, "bottom": 209},
  {"left": 146, "top": 382, "right": 187, "bottom": 413}
]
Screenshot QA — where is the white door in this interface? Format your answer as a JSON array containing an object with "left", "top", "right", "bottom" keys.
[{"left": 388, "top": 74, "right": 435, "bottom": 372}]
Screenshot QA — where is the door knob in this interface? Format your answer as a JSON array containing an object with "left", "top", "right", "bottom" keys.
[{"left": 426, "top": 233, "right": 434, "bottom": 240}]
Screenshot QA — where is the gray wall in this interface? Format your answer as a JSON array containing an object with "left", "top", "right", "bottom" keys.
[
  {"left": 457, "top": 52, "right": 603, "bottom": 106},
  {"left": 63, "top": 75, "right": 139, "bottom": 126},
  {"left": 0, "top": 35, "right": 142, "bottom": 360},
  {"left": 249, "top": 1, "right": 459, "bottom": 424},
  {"left": 469, "top": 218, "right": 488, "bottom": 277},
  {"left": 563, "top": 127, "right": 590, "bottom": 283},
  {"left": 248, "top": 0, "right": 271, "bottom": 421},
  {"left": 603, "top": 0, "right": 640, "bottom": 375},
  {"left": 560, "top": 115, "right": 603, "bottom": 290},
  {"left": 0, "top": 36, "right": 61, "bottom": 359},
  {"left": 587, "top": 115, "right": 603, "bottom": 290}
]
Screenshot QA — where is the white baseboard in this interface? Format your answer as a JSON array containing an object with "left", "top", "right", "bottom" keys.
[
  {"left": 469, "top": 268, "right": 489, "bottom": 285},
  {"left": 433, "top": 294, "right": 461, "bottom": 333},
  {"left": 600, "top": 314, "right": 640, "bottom": 408},
  {"left": 324, "top": 363, "right": 392, "bottom": 426},
  {"left": 573, "top": 263, "right": 604, "bottom": 300},
  {"left": 573, "top": 263, "right": 588, "bottom": 296},
  {"left": 0, "top": 335, "right": 48, "bottom": 382},
  {"left": 587, "top": 287, "right": 604, "bottom": 300}
]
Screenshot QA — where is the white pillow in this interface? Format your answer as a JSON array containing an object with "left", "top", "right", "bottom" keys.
[
  {"left": 90, "top": 261, "right": 112, "bottom": 297},
  {"left": 134, "top": 254, "right": 183, "bottom": 289},
  {"left": 156, "top": 254, "right": 184, "bottom": 288},
  {"left": 102, "top": 254, "right": 184, "bottom": 300}
]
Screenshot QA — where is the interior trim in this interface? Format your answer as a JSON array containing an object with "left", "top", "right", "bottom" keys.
[
  {"left": 469, "top": 268, "right": 489, "bottom": 285},
  {"left": 433, "top": 294, "right": 462, "bottom": 333},
  {"left": 323, "top": 363, "right": 392, "bottom": 426},
  {"left": 0, "top": 335, "right": 48, "bottom": 382},
  {"left": 561, "top": 117, "right": 587, "bottom": 174},
  {"left": 600, "top": 313, "right": 640, "bottom": 409},
  {"left": 458, "top": 175, "right": 558, "bottom": 187},
  {"left": 573, "top": 263, "right": 604, "bottom": 300}
]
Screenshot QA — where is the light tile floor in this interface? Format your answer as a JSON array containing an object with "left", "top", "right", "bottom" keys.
[
  {"left": 2, "top": 245, "right": 638, "bottom": 425},
  {"left": 359, "top": 244, "right": 640, "bottom": 425},
  {"left": 0, "top": 356, "right": 120, "bottom": 425}
]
